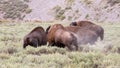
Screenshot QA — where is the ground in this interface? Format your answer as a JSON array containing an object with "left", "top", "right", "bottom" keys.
[{"left": 0, "top": 21, "right": 120, "bottom": 68}]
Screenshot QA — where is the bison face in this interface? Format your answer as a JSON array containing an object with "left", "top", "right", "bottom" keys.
[
  {"left": 23, "top": 37, "right": 38, "bottom": 49},
  {"left": 70, "top": 22, "right": 77, "bottom": 26}
]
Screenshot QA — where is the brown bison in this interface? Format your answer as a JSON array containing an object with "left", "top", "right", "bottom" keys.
[
  {"left": 65, "top": 26, "right": 98, "bottom": 45},
  {"left": 46, "top": 24, "right": 78, "bottom": 51},
  {"left": 46, "top": 25, "right": 65, "bottom": 48},
  {"left": 70, "top": 21, "right": 104, "bottom": 40},
  {"left": 23, "top": 26, "right": 47, "bottom": 49}
]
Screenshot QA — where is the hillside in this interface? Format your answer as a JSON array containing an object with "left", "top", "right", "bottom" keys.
[
  {"left": 24, "top": 0, "right": 120, "bottom": 22},
  {"left": 25, "top": 0, "right": 64, "bottom": 21}
]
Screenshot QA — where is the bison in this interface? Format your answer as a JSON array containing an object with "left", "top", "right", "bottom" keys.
[
  {"left": 46, "top": 25, "right": 65, "bottom": 48},
  {"left": 23, "top": 26, "right": 47, "bottom": 49},
  {"left": 70, "top": 21, "right": 104, "bottom": 40},
  {"left": 65, "top": 26, "right": 98, "bottom": 45},
  {"left": 46, "top": 24, "right": 78, "bottom": 51}
]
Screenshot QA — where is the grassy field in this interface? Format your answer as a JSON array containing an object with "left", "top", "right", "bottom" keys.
[{"left": 0, "top": 21, "right": 120, "bottom": 68}]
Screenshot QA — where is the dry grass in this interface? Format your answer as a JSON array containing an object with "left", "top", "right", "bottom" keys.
[{"left": 0, "top": 21, "right": 120, "bottom": 68}]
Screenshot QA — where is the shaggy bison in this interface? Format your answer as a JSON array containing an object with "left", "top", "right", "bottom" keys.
[
  {"left": 46, "top": 25, "right": 65, "bottom": 48},
  {"left": 70, "top": 21, "right": 104, "bottom": 40},
  {"left": 46, "top": 24, "right": 78, "bottom": 51},
  {"left": 23, "top": 26, "right": 47, "bottom": 49},
  {"left": 65, "top": 26, "right": 98, "bottom": 45}
]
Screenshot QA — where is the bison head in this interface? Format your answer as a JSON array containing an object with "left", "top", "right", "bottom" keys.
[{"left": 23, "top": 37, "right": 38, "bottom": 49}]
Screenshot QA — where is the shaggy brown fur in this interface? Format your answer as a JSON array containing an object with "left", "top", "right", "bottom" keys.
[
  {"left": 46, "top": 25, "right": 65, "bottom": 48},
  {"left": 23, "top": 26, "right": 47, "bottom": 49},
  {"left": 70, "top": 21, "right": 104, "bottom": 40},
  {"left": 46, "top": 24, "right": 78, "bottom": 51},
  {"left": 65, "top": 26, "right": 98, "bottom": 45}
]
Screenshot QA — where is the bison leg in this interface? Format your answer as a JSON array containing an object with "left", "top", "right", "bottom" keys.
[
  {"left": 89, "top": 36, "right": 97, "bottom": 45},
  {"left": 67, "top": 45, "right": 74, "bottom": 51},
  {"left": 48, "top": 42, "right": 55, "bottom": 46},
  {"left": 55, "top": 42, "right": 65, "bottom": 48},
  {"left": 75, "top": 44, "right": 78, "bottom": 51},
  {"left": 68, "top": 45, "right": 78, "bottom": 51},
  {"left": 100, "top": 29, "right": 104, "bottom": 40}
]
